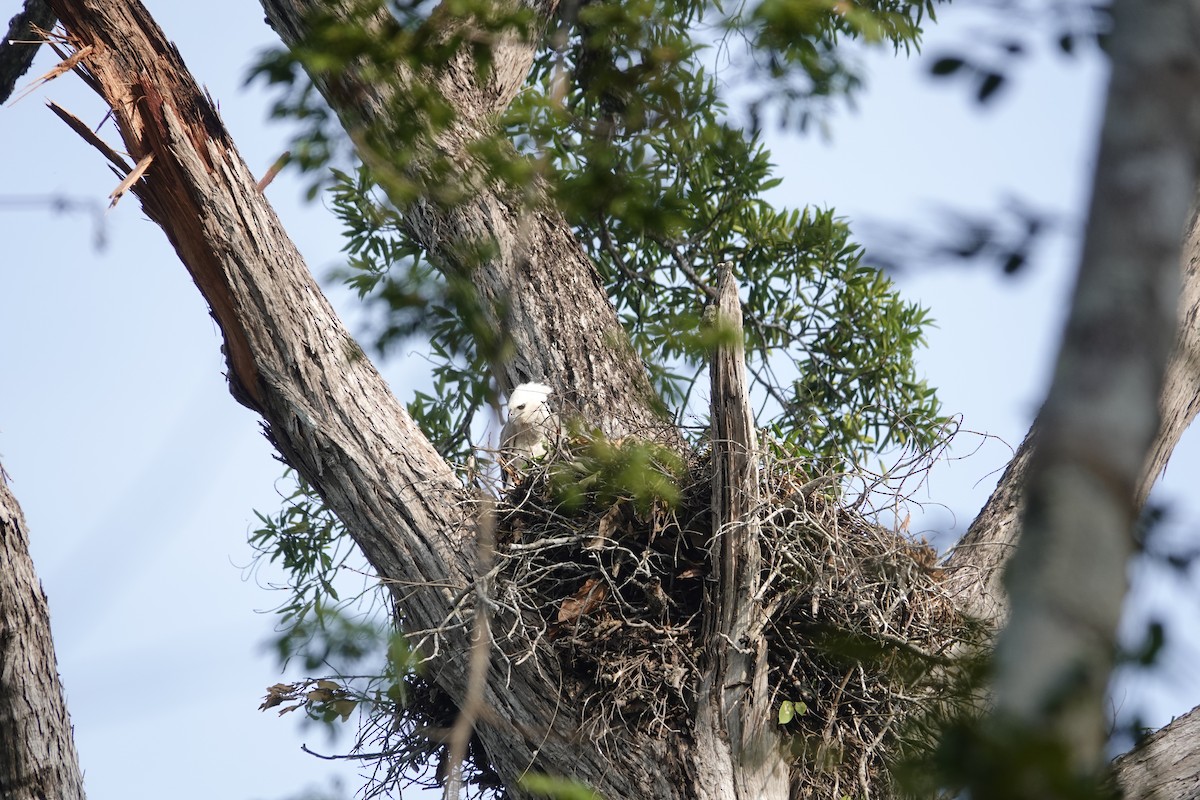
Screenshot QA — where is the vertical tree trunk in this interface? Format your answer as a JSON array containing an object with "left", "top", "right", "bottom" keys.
[
  {"left": 0, "top": 468, "right": 85, "bottom": 800},
  {"left": 693, "top": 264, "right": 787, "bottom": 799},
  {"left": 988, "top": 0, "right": 1200, "bottom": 773}
]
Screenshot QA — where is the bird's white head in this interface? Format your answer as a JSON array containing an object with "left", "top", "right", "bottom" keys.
[{"left": 507, "top": 382, "right": 554, "bottom": 424}]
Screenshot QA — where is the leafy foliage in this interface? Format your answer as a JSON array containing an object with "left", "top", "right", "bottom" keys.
[
  {"left": 547, "top": 430, "right": 687, "bottom": 512},
  {"left": 326, "top": 167, "right": 497, "bottom": 466},
  {"left": 258, "top": 0, "right": 950, "bottom": 474},
  {"left": 900, "top": 717, "right": 1121, "bottom": 800},
  {"left": 250, "top": 471, "right": 364, "bottom": 667},
  {"left": 923, "top": 0, "right": 1108, "bottom": 107},
  {"left": 519, "top": 773, "right": 604, "bottom": 800},
  {"left": 251, "top": 473, "right": 438, "bottom": 762},
  {"left": 734, "top": 0, "right": 935, "bottom": 128},
  {"left": 521, "top": 0, "right": 946, "bottom": 470}
]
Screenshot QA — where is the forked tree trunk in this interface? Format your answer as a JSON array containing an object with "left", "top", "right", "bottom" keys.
[{"left": 0, "top": 473, "right": 85, "bottom": 800}]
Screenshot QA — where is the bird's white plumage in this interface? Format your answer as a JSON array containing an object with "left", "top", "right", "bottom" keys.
[{"left": 500, "top": 382, "right": 557, "bottom": 476}]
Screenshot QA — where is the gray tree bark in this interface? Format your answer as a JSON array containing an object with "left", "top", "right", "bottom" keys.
[
  {"left": 260, "top": 0, "right": 674, "bottom": 443},
  {"left": 0, "top": 468, "right": 86, "bottom": 800},
  {"left": 964, "top": 0, "right": 1200, "bottom": 777},
  {"left": 1112, "top": 706, "right": 1200, "bottom": 800}
]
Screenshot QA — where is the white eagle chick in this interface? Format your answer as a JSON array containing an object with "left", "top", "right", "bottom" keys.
[{"left": 500, "top": 382, "right": 558, "bottom": 479}]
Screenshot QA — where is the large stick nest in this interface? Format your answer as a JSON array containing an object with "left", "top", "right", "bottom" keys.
[{"left": 488, "top": 442, "right": 976, "bottom": 799}]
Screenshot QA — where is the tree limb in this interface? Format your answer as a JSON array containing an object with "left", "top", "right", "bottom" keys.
[
  {"left": 1111, "top": 706, "right": 1200, "bottom": 800},
  {"left": 0, "top": 466, "right": 85, "bottom": 800}
]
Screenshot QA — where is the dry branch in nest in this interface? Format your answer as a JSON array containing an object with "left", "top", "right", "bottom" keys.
[{"left": 488, "top": 443, "right": 976, "bottom": 800}]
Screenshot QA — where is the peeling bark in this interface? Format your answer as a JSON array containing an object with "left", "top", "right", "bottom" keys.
[
  {"left": 0, "top": 468, "right": 85, "bottom": 800},
  {"left": 694, "top": 264, "right": 787, "bottom": 799}
]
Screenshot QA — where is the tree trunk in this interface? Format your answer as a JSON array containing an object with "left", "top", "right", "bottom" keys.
[
  {"left": 0, "top": 468, "right": 85, "bottom": 800},
  {"left": 37, "top": 0, "right": 694, "bottom": 795},
  {"left": 972, "top": 0, "right": 1200, "bottom": 776},
  {"left": 260, "top": 0, "right": 674, "bottom": 442}
]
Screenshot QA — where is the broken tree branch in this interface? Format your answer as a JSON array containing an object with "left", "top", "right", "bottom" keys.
[{"left": 694, "top": 263, "right": 786, "bottom": 799}]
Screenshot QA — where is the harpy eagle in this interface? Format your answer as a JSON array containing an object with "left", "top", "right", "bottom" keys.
[{"left": 500, "top": 382, "right": 558, "bottom": 479}]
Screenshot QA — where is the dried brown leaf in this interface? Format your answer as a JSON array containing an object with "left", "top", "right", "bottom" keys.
[
  {"left": 258, "top": 682, "right": 297, "bottom": 711},
  {"left": 332, "top": 699, "right": 358, "bottom": 721},
  {"left": 586, "top": 503, "right": 624, "bottom": 550},
  {"left": 556, "top": 578, "right": 607, "bottom": 623}
]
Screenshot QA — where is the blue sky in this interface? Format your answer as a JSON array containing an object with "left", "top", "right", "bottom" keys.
[{"left": 1, "top": 3, "right": 1198, "bottom": 798}]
